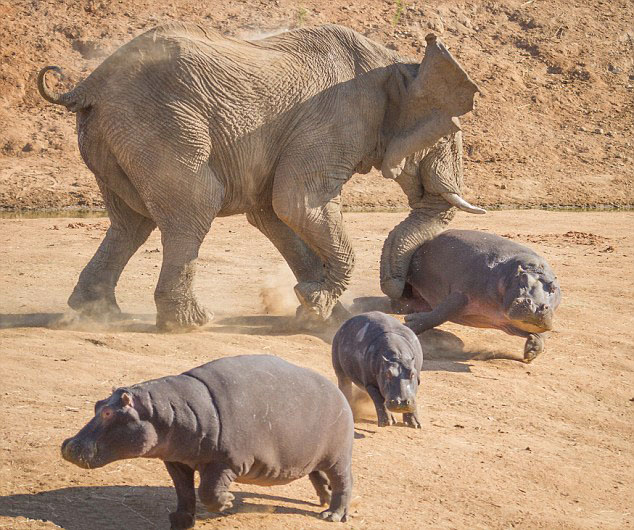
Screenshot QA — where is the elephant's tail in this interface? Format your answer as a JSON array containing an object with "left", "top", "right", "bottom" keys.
[{"left": 37, "top": 66, "right": 89, "bottom": 112}]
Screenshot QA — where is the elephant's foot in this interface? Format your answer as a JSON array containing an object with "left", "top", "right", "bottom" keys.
[
  {"left": 156, "top": 295, "right": 213, "bottom": 332},
  {"left": 294, "top": 281, "right": 338, "bottom": 321},
  {"left": 380, "top": 277, "right": 406, "bottom": 300},
  {"left": 68, "top": 283, "right": 122, "bottom": 320}
]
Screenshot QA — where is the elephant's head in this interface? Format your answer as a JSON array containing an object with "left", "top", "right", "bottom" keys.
[{"left": 378, "top": 34, "right": 484, "bottom": 299}]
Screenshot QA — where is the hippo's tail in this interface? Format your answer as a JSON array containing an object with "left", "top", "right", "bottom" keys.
[{"left": 37, "top": 66, "right": 90, "bottom": 112}]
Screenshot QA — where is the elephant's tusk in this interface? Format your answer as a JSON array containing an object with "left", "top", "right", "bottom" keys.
[{"left": 441, "top": 192, "right": 486, "bottom": 214}]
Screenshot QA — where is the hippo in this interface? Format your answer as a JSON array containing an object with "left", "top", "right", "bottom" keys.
[
  {"left": 61, "top": 355, "right": 354, "bottom": 528},
  {"left": 396, "top": 229, "right": 562, "bottom": 362},
  {"left": 332, "top": 312, "right": 423, "bottom": 428}
]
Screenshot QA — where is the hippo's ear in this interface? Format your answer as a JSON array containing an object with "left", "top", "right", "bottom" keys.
[{"left": 120, "top": 392, "right": 133, "bottom": 408}]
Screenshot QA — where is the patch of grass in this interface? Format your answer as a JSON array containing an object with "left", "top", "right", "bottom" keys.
[
  {"left": 392, "top": 0, "right": 405, "bottom": 26},
  {"left": 297, "top": 6, "right": 308, "bottom": 26}
]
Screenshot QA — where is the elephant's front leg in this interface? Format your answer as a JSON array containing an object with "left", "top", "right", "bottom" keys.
[
  {"left": 273, "top": 195, "right": 354, "bottom": 322},
  {"left": 68, "top": 186, "right": 156, "bottom": 318},
  {"left": 246, "top": 206, "right": 349, "bottom": 322}
]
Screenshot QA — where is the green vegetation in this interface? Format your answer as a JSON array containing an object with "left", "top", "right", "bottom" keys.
[{"left": 392, "top": 0, "right": 405, "bottom": 26}]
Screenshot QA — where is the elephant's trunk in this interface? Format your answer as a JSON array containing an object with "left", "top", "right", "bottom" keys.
[{"left": 380, "top": 194, "right": 455, "bottom": 299}]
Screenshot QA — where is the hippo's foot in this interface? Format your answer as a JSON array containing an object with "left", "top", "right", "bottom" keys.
[
  {"left": 294, "top": 281, "right": 337, "bottom": 321},
  {"left": 169, "top": 510, "right": 195, "bottom": 530},
  {"left": 320, "top": 508, "right": 348, "bottom": 523},
  {"left": 403, "top": 412, "right": 422, "bottom": 429},
  {"left": 68, "top": 284, "right": 122, "bottom": 320},
  {"left": 203, "top": 491, "right": 234, "bottom": 513},
  {"left": 156, "top": 296, "right": 212, "bottom": 332},
  {"left": 377, "top": 410, "right": 397, "bottom": 428},
  {"left": 523, "top": 333, "right": 545, "bottom": 363}
]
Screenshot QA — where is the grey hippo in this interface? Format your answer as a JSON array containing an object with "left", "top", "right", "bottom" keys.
[
  {"left": 61, "top": 355, "right": 354, "bottom": 528},
  {"left": 332, "top": 312, "right": 423, "bottom": 428},
  {"left": 398, "top": 230, "right": 562, "bottom": 362}
]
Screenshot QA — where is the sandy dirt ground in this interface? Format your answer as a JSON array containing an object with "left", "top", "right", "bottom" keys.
[{"left": 0, "top": 210, "right": 632, "bottom": 529}]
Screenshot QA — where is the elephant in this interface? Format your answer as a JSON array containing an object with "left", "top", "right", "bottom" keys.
[{"left": 37, "top": 22, "right": 484, "bottom": 330}]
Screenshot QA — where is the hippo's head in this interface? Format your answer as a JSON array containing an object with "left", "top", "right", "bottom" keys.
[
  {"left": 502, "top": 262, "right": 561, "bottom": 333},
  {"left": 61, "top": 389, "right": 158, "bottom": 469},
  {"left": 377, "top": 355, "right": 420, "bottom": 413}
]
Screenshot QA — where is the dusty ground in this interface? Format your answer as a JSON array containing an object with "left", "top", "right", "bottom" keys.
[
  {"left": 1, "top": 0, "right": 633, "bottom": 211},
  {"left": 0, "top": 210, "right": 632, "bottom": 529}
]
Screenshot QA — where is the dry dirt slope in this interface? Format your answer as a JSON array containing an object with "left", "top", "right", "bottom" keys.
[{"left": 1, "top": 0, "right": 633, "bottom": 210}]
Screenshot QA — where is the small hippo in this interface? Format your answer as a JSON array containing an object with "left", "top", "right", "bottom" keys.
[
  {"left": 332, "top": 312, "right": 423, "bottom": 428},
  {"left": 398, "top": 230, "right": 562, "bottom": 362},
  {"left": 61, "top": 355, "right": 354, "bottom": 528}
]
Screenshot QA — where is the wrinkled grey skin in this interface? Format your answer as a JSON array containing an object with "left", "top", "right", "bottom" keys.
[
  {"left": 37, "top": 22, "right": 481, "bottom": 330},
  {"left": 332, "top": 311, "right": 423, "bottom": 428},
  {"left": 398, "top": 230, "right": 562, "bottom": 362},
  {"left": 61, "top": 355, "right": 354, "bottom": 528}
]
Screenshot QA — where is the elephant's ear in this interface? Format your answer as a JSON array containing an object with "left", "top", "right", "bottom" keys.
[{"left": 410, "top": 34, "right": 480, "bottom": 116}]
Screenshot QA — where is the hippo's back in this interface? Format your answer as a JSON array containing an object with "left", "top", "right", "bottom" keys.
[
  {"left": 416, "top": 230, "right": 542, "bottom": 264},
  {"left": 336, "top": 311, "right": 414, "bottom": 342},
  {"left": 409, "top": 229, "right": 552, "bottom": 307},
  {"left": 186, "top": 355, "right": 353, "bottom": 482}
]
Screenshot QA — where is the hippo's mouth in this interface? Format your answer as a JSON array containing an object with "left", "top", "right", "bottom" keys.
[
  {"left": 385, "top": 402, "right": 416, "bottom": 414},
  {"left": 61, "top": 438, "right": 106, "bottom": 469},
  {"left": 508, "top": 318, "right": 553, "bottom": 334}
]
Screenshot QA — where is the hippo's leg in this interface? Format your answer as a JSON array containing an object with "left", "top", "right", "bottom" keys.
[
  {"left": 366, "top": 385, "right": 395, "bottom": 427},
  {"left": 320, "top": 462, "right": 352, "bottom": 522},
  {"left": 403, "top": 410, "right": 422, "bottom": 429},
  {"left": 335, "top": 373, "right": 353, "bottom": 405},
  {"left": 523, "top": 333, "right": 545, "bottom": 363},
  {"left": 309, "top": 470, "right": 332, "bottom": 506},
  {"left": 390, "top": 283, "right": 433, "bottom": 315},
  {"left": 404, "top": 292, "right": 469, "bottom": 334},
  {"left": 198, "top": 463, "right": 237, "bottom": 513},
  {"left": 165, "top": 461, "right": 196, "bottom": 530}
]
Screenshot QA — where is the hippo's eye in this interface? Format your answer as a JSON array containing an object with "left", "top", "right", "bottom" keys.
[{"left": 101, "top": 407, "right": 114, "bottom": 420}]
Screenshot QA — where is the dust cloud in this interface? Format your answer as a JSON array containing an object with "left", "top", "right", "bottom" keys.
[
  {"left": 259, "top": 264, "right": 298, "bottom": 315},
  {"left": 349, "top": 387, "right": 377, "bottom": 422}
]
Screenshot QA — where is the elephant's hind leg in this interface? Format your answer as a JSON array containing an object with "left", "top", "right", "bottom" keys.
[
  {"left": 149, "top": 164, "right": 224, "bottom": 331},
  {"left": 68, "top": 179, "right": 155, "bottom": 319}
]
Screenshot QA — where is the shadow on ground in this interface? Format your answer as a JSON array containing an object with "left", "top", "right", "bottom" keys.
[
  {"left": 0, "top": 485, "right": 323, "bottom": 530},
  {"left": 419, "top": 328, "right": 522, "bottom": 372},
  {"left": 0, "top": 312, "right": 157, "bottom": 332},
  {"left": 212, "top": 314, "right": 339, "bottom": 343}
]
